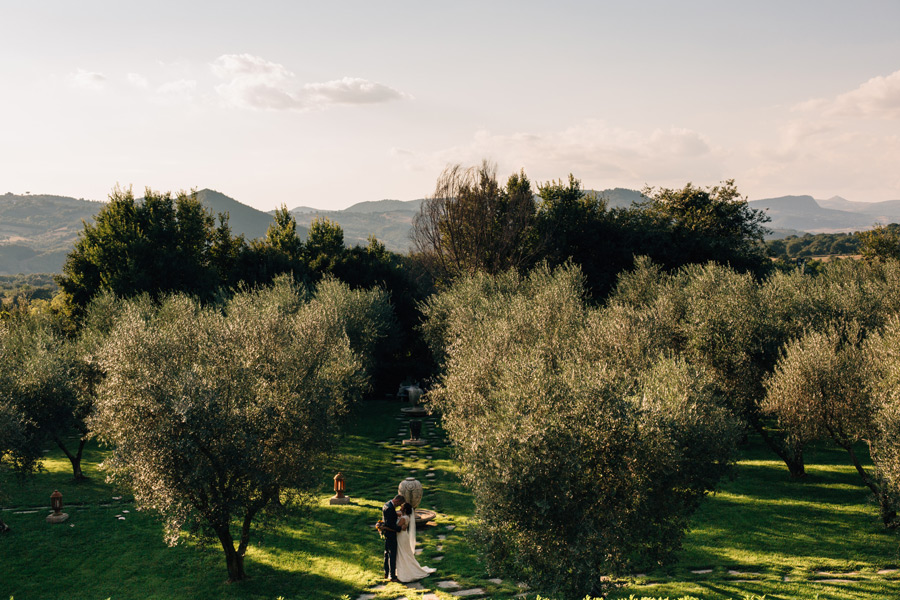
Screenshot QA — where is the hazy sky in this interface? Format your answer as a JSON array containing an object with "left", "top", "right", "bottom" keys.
[{"left": 3, "top": 1, "right": 900, "bottom": 211}]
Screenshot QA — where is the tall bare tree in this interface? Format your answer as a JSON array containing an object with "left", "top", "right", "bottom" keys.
[{"left": 412, "top": 160, "right": 537, "bottom": 282}]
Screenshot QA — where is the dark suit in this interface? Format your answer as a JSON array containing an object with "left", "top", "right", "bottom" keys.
[{"left": 382, "top": 500, "right": 400, "bottom": 578}]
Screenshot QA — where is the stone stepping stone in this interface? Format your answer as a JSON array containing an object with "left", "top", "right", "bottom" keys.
[
  {"left": 438, "top": 534, "right": 447, "bottom": 540},
  {"left": 451, "top": 589, "right": 484, "bottom": 597},
  {"left": 433, "top": 555, "right": 444, "bottom": 561},
  {"left": 487, "top": 578, "right": 503, "bottom": 584},
  {"left": 437, "top": 580, "right": 461, "bottom": 589},
  {"left": 690, "top": 569, "right": 713, "bottom": 574},
  {"left": 426, "top": 455, "right": 433, "bottom": 459},
  {"left": 404, "top": 581, "right": 426, "bottom": 589},
  {"left": 445, "top": 524, "right": 456, "bottom": 530},
  {"left": 415, "top": 548, "right": 423, "bottom": 555},
  {"left": 426, "top": 473, "right": 435, "bottom": 478},
  {"left": 878, "top": 568, "right": 899, "bottom": 574},
  {"left": 356, "top": 595, "right": 376, "bottom": 600},
  {"left": 815, "top": 571, "right": 859, "bottom": 577},
  {"left": 422, "top": 595, "right": 441, "bottom": 600},
  {"left": 727, "top": 570, "right": 761, "bottom": 576},
  {"left": 436, "top": 545, "right": 443, "bottom": 551},
  {"left": 817, "top": 579, "right": 854, "bottom": 584}
]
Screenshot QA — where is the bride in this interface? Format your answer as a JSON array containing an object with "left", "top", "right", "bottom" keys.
[{"left": 396, "top": 502, "right": 436, "bottom": 582}]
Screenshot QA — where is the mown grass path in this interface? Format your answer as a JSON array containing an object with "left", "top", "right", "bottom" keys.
[{"left": 2, "top": 400, "right": 900, "bottom": 599}]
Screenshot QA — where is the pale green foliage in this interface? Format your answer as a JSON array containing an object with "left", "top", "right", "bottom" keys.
[
  {"left": 423, "top": 265, "right": 738, "bottom": 598},
  {"left": 763, "top": 326, "right": 870, "bottom": 447},
  {"left": 89, "top": 276, "right": 389, "bottom": 580},
  {"left": 861, "top": 317, "right": 900, "bottom": 519},
  {"left": 306, "top": 277, "right": 395, "bottom": 380}
]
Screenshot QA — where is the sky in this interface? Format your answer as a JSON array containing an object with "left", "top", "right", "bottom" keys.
[{"left": 3, "top": 1, "right": 900, "bottom": 211}]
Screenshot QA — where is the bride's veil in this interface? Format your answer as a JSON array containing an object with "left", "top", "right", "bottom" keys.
[{"left": 407, "top": 507, "right": 417, "bottom": 553}]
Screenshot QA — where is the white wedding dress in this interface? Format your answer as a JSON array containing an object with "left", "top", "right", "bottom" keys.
[{"left": 396, "top": 513, "right": 435, "bottom": 582}]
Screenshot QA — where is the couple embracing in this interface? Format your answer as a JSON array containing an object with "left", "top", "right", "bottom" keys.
[{"left": 381, "top": 494, "right": 435, "bottom": 582}]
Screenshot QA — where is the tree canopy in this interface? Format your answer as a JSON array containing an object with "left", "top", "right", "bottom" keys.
[
  {"left": 422, "top": 265, "right": 738, "bottom": 598},
  {"left": 89, "top": 276, "right": 391, "bottom": 581}
]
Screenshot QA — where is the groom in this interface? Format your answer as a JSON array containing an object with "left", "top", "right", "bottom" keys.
[{"left": 381, "top": 494, "right": 405, "bottom": 581}]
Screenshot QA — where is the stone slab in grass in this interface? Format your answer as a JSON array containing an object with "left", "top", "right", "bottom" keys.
[
  {"left": 487, "top": 578, "right": 503, "bottom": 584},
  {"left": 727, "top": 569, "right": 762, "bottom": 576},
  {"left": 451, "top": 589, "right": 484, "bottom": 597},
  {"left": 356, "top": 595, "right": 376, "bottom": 600},
  {"left": 438, "top": 534, "right": 446, "bottom": 540},
  {"left": 422, "top": 595, "right": 441, "bottom": 600},
  {"left": 404, "top": 581, "right": 426, "bottom": 589},
  {"left": 433, "top": 555, "right": 444, "bottom": 561},
  {"left": 426, "top": 473, "right": 435, "bottom": 478},
  {"left": 690, "top": 568, "right": 713, "bottom": 574},
  {"left": 437, "top": 580, "right": 460, "bottom": 589},
  {"left": 445, "top": 524, "right": 456, "bottom": 530},
  {"left": 878, "top": 568, "right": 900, "bottom": 574}
]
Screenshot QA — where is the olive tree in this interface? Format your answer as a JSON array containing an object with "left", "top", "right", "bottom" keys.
[
  {"left": 859, "top": 316, "right": 900, "bottom": 526},
  {"left": 422, "top": 266, "right": 738, "bottom": 598},
  {"left": 762, "top": 326, "right": 900, "bottom": 526},
  {"left": 0, "top": 311, "right": 93, "bottom": 481},
  {"left": 89, "top": 277, "right": 388, "bottom": 581}
]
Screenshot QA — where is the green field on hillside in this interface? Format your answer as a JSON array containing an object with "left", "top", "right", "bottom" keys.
[{"left": 2, "top": 400, "right": 899, "bottom": 600}]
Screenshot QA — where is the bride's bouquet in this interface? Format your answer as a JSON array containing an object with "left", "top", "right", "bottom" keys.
[{"left": 375, "top": 518, "right": 386, "bottom": 539}]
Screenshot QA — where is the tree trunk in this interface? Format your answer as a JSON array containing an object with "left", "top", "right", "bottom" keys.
[
  {"left": 750, "top": 418, "right": 806, "bottom": 478},
  {"left": 55, "top": 436, "right": 88, "bottom": 482},
  {"left": 214, "top": 525, "right": 247, "bottom": 582},
  {"left": 843, "top": 443, "right": 899, "bottom": 528}
]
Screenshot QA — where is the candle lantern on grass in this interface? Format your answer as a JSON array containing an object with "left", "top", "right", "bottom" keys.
[
  {"left": 330, "top": 472, "right": 350, "bottom": 505},
  {"left": 46, "top": 490, "right": 69, "bottom": 524}
]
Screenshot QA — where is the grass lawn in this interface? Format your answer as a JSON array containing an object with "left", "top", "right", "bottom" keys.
[{"left": 3, "top": 399, "right": 900, "bottom": 600}]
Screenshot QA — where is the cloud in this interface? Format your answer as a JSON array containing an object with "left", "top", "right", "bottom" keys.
[
  {"left": 154, "top": 79, "right": 198, "bottom": 104},
  {"left": 68, "top": 68, "right": 107, "bottom": 90},
  {"left": 211, "top": 53, "right": 408, "bottom": 111},
  {"left": 798, "top": 69, "right": 900, "bottom": 119},
  {"left": 402, "top": 120, "right": 718, "bottom": 188},
  {"left": 303, "top": 77, "right": 408, "bottom": 105},
  {"left": 127, "top": 73, "right": 150, "bottom": 89}
]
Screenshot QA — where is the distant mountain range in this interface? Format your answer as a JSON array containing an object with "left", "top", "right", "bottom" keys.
[{"left": 2, "top": 188, "right": 899, "bottom": 275}]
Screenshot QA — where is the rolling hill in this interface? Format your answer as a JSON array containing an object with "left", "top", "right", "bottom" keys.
[
  {"left": 0, "top": 189, "right": 289, "bottom": 275},
  {"left": 4, "top": 187, "right": 900, "bottom": 275}
]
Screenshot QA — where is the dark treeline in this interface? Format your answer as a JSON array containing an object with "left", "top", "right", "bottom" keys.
[
  {"left": 767, "top": 231, "right": 861, "bottom": 259},
  {"left": 43, "top": 167, "right": 780, "bottom": 387}
]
